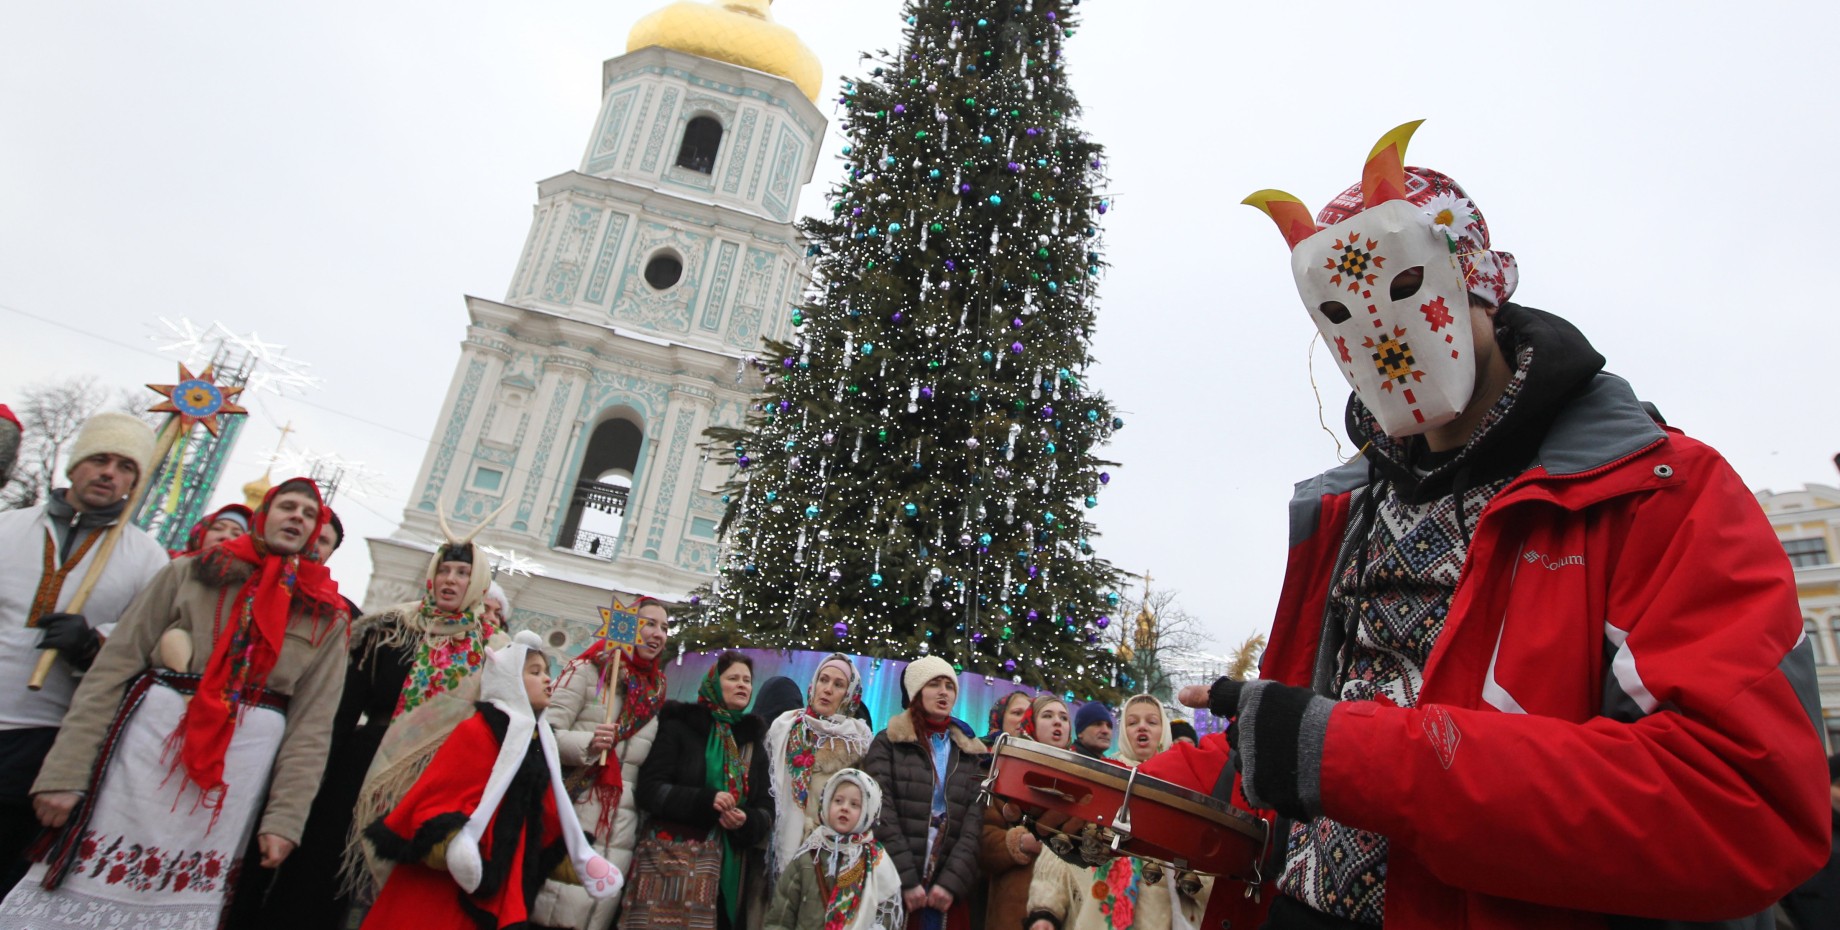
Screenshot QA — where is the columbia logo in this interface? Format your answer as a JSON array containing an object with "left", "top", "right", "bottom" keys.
[{"left": 1523, "top": 550, "right": 1585, "bottom": 570}]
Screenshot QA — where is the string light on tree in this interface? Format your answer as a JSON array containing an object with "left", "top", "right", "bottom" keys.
[{"left": 681, "top": 0, "right": 1124, "bottom": 701}]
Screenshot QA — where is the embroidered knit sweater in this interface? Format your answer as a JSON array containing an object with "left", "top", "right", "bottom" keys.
[{"left": 1279, "top": 345, "right": 1544, "bottom": 924}]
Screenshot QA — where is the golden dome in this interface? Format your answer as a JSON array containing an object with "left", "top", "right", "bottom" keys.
[
  {"left": 242, "top": 471, "right": 272, "bottom": 510},
  {"left": 628, "top": 0, "right": 822, "bottom": 102}
]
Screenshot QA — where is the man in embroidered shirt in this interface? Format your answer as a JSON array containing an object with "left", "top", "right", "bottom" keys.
[
  {"left": 1177, "top": 123, "right": 1829, "bottom": 928},
  {"left": 0, "top": 412, "right": 168, "bottom": 895}
]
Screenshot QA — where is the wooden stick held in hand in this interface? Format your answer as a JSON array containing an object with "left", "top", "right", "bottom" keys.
[{"left": 598, "top": 648, "right": 623, "bottom": 766}]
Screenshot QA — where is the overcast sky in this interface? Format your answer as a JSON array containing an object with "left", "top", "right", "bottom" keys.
[{"left": 4, "top": 1, "right": 1835, "bottom": 656}]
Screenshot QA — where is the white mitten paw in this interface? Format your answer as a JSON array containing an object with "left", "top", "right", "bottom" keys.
[
  {"left": 446, "top": 830, "right": 484, "bottom": 892},
  {"left": 579, "top": 853, "right": 622, "bottom": 900}
]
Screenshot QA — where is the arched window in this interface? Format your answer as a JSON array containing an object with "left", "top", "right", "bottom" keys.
[
  {"left": 557, "top": 416, "right": 643, "bottom": 560},
  {"left": 675, "top": 116, "right": 723, "bottom": 174}
]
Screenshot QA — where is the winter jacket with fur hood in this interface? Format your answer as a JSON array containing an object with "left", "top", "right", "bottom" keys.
[{"left": 856, "top": 708, "right": 987, "bottom": 901}]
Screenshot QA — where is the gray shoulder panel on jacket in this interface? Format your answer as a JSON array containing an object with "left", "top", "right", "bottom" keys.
[
  {"left": 1536, "top": 373, "right": 1665, "bottom": 477},
  {"left": 1288, "top": 459, "right": 1369, "bottom": 548}
]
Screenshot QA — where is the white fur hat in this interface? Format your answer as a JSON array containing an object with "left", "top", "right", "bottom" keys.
[
  {"left": 65, "top": 412, "right": 156, "bottom": 484},
  {"left": 902, "top": 655, "right": 956, "bottom": 702}
]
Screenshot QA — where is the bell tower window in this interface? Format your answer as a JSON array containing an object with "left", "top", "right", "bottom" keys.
[
  {"left": 675, "top": 116, "right": 723, "bottom": 174},
  {"left": 557, "top": 415, "right": 644, "bottom": 560}
]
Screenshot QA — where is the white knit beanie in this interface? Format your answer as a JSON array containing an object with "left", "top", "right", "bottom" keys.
[
  {"left": 65, "top": 412, "right": 156, "bottom": 484},
  {"left": 902, "top": 655, "right": 956, "bottom": 702}
]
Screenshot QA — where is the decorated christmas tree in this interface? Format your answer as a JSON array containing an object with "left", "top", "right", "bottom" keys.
[{"left": 684, "top": 0, "right": 1125, "bottom": 700}]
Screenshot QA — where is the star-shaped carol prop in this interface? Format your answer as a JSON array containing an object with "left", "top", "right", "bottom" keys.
[{"left": 146, "top": 363, "right": 248, "bottom": 436}]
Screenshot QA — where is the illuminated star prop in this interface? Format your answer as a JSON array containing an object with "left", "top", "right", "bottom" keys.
[
  {"left": 146, "top": 363, "right": 248, "bottom": 437},
  {"left": 594, "top": 599, "right": 644, "bottom": 653}
]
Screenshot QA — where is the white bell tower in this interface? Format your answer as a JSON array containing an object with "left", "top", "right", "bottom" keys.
[{"left": 365, "top": 0, "right": 826, "bottom": 653}]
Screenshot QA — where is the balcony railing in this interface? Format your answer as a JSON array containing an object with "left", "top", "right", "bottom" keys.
[
  {"left": 565, "top": 529, "right": 621, "bottom": 561},
  {"left": 573, "top": 480, "right": 630, "bottom": 515}
]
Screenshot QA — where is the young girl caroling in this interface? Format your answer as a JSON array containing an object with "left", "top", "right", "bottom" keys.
[
  {"left": 765, "top": 768, "right": 905, "bottom": 930},
  {"left": 360, "top": 631, "right": 622, "bottom": 929}
]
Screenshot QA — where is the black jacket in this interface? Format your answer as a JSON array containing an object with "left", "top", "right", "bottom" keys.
[
  {"left": 636, "top": 700, "right": 773, "bottom": 850},
  {"left": 857, "top": 707, "right": 988, "bottom": 900}
]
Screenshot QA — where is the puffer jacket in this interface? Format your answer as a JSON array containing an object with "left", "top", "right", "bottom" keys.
[
  {"left": 528, "top": 660, "right": 663, "bottom": 930},
  {"left": 1200, "top": 310, "right": 1830, "bottom": 929},
  {"left": 857, "top": 707, "right": 987, "bottom": 901},
  {"left": 635, "top": 701, "right": 773, "bottom": 849}
]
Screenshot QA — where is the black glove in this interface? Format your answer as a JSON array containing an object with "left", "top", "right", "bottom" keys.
[
  {"left": 37, "top": 613, "right": 101, "bottom": 670},
  {"left": 1207, "top": 677, "right": 1334, "bottom": 822}
]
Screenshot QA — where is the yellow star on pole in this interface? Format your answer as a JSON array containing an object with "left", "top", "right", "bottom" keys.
[{"left": 146, "top": 363, "right": 248, "bottom": 437}]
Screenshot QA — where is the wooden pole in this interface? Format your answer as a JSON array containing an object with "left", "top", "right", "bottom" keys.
[
  {"left": 28, "top": 418, "right": 183, "bottom": 690},
  {"left": 597, "top": 648, "right": 623, "bottom": 766}
]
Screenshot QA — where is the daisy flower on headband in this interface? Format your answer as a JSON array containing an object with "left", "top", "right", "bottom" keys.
[{"left": 1423, "top": 192, "right": 1477, "bottom": 250}]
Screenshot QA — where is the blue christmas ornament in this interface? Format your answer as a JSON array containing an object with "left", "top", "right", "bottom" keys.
[
  {"left": 904, "top": 502, "right": 918, "bottom": 517},
  {"left": 862, "top": 342, "right": 875, "bottom": 356},
  {"left": 1084, "top": 496, "right": 1098, "bottom": 508},
  {"left": 978, "top": 533, "right": 993, "bottom": 546},
  {"left": 870, "top": 573, "right": 884, "bottom": 587},
  {"left": 805, "top": 505, "right": 820, "bottom": 518}
]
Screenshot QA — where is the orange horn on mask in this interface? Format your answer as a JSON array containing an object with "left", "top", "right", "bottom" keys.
[
  {"left": 1361, "top": 119, "right": 1425, "bottom": 209},
  {"left": 1242, "top": 190, "right": 1319, "bottom": 251}
]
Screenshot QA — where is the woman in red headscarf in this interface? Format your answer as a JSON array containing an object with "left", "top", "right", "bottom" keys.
[{"left": 0, "top": 478, "right": 350, "bottom": 930}]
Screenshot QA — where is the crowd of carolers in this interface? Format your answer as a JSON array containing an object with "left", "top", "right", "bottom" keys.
[
  {"left": 0, "top": 415, "right": 1217, "bottom": 930},
  {"left": 4, "top": 121, "right": 1840, "bottom": 930}
]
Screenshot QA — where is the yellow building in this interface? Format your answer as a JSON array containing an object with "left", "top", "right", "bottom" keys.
[{"left": 1756, "top": 481, "right": 1840, "bottom": 742}]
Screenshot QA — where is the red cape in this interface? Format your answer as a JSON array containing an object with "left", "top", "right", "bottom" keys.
[{"left": 362, "top": 707, "right": 564, "bottom": 930}]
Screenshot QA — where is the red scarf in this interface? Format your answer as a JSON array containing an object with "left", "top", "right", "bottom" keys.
[
  {"left": 914, "top": 706, "right": 953, "bottom": 737},
  {"left": 564, "top": 640, "right": 666, "bottom": 838},
  {"left": 175, "top": 480, "right": 345, "bottom": 810}
]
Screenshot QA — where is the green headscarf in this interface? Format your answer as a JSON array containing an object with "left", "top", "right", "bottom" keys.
[{"left": 698, "top": 660, "right": 750, "bottom": 924}]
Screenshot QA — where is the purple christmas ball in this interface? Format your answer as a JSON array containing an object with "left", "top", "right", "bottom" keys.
[
  {"left": 1004, "top": 659, "right": 1018, "bottom": 672},
  {"left": 833, "top": 622, "right": 849, "bottom": 637},
  {"left": 1010, "top": 341, "right": 1024, "bottom": 354},
  {"left": 945, "top": 259, "right": 957, "bottom": 271},
  {"left": 1026, "top": 610, "right": 1039, "bottom": 621},
  {"left": 782, "top": 357, "right": 795, "bottom": 368},
  {"left": 737, "top": 455, "right": 752, "bottom": 467},
  {"left": 972, "top": 631, "right": 987, "bottom": 644},
  {"left": 960, "top": 183, "right": 972, "bottom": 194},
  {"left": 1046, "top": 11, "right": 1057, "bottom": 20},
  {"left": 891, "top": 311, "right": 904, "bottom": 323},
  {"left": 778, "top": 400, "right": 790, "bottom": 411},
  {"left": 1097, "top": 201, "right": 1109, "bottom": 215},
  {"left": 689, "top": 595, "right": 702, "bottom": 606},
  {"left": 1099, "top": 472, "right": 1111, "bottom": 484},
  {"left": 1011, "top": 317, "right": 1023, "bottom": 329},
  {"left": 1041, "top": 406, "right": 1054, "bottom": 419},
  {"left": 893, "top": 104, "right": 906, "bottom": 114},
  {"left": 1095, "top": 615, "right": 1111, "bottom": 629},
  {"left": 920, "top": 386, "right": 934, "bottom": 400}
]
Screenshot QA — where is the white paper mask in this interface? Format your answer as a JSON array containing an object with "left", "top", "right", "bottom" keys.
[
  {"left": 1291, "top": 198, "right": 1474, "bottom": 436},
  {"left": 1245, "top": 120, "right": 1511, "bottom": 439}
]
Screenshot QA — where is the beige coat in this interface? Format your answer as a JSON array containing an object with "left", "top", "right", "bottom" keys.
[
  {"left": 32, "top": 553, "right": 349, "bottom": 844},
  {"left": 528, "top": 658, "right": 661, "bottom": 930}
]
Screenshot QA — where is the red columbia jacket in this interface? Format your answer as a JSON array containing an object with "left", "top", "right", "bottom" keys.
[{"left": 1163, "top": 372, "right": 1830, "bottom": 929}]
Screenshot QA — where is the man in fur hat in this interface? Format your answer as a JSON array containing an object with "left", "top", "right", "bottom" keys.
[{"left": 0, "top": 411, "right": 168, "bottom": 895}]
